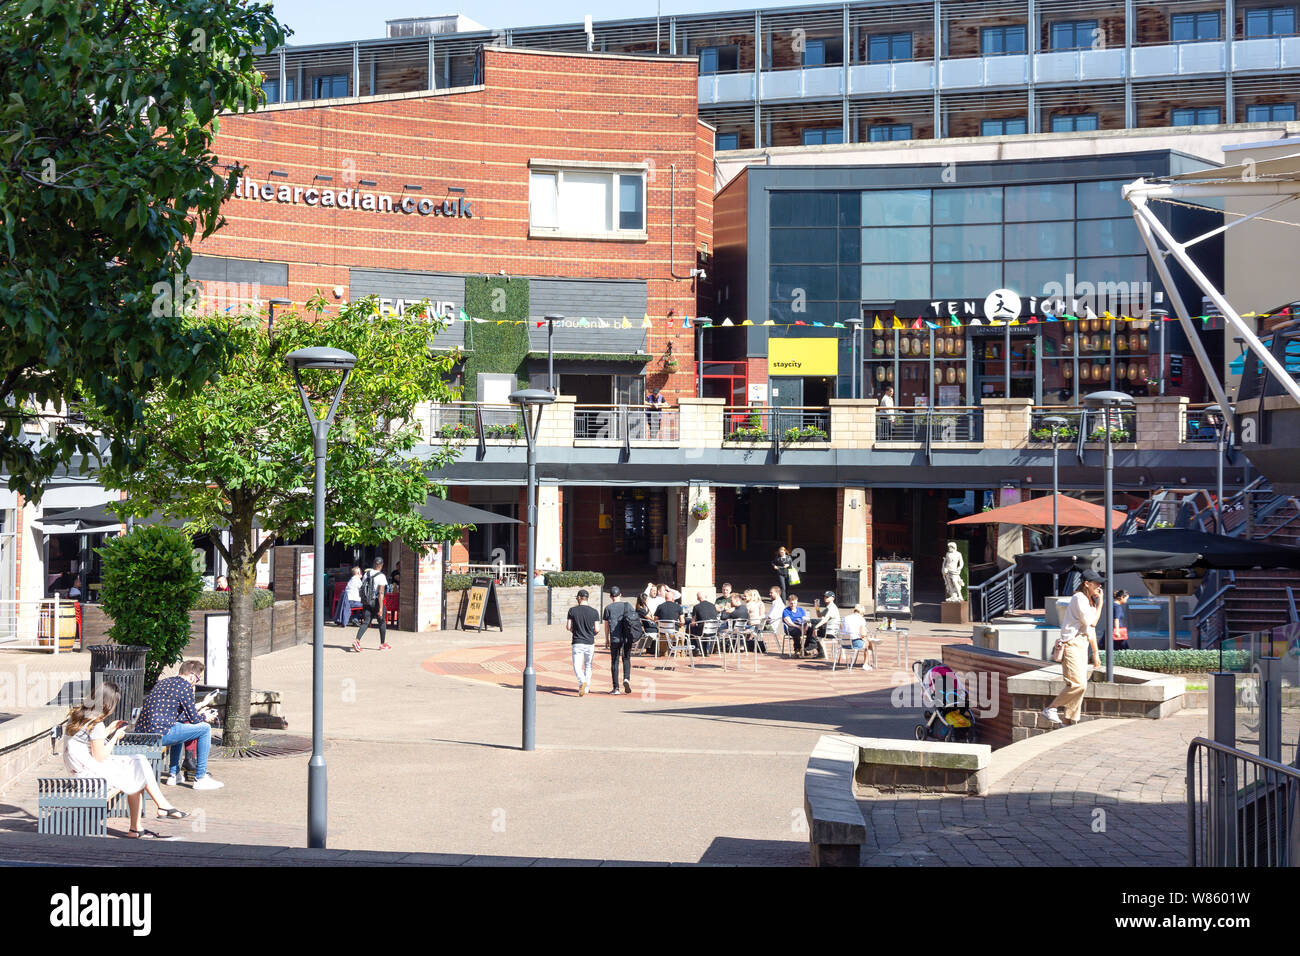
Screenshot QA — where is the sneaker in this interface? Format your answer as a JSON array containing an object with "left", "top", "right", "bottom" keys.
[
  {"left": 1042, "top": 707, "right": 1063, "bottom": 725},
  {"left": 378, "top": 643, "right": 392, "bottom": 651},
  {"left": 578, "top": 682, "right": 588, "bottom": 697},
  {"left": 611, "top": 688, "right": 622, "bottom": 695},
  {"left": 192, "top": 775, "right": 225, "bottom": 791},
  {"left": 351, "top": 640, "right": 362, "bottom": 653},
  {"left": 165, "top": 773, "right": 181, "bottom": 787},
  {"left": 623, "top": 679, "right": 632, "bottom": 695}
]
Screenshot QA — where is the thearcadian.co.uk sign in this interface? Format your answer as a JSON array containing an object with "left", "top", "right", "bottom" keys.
[{"left": 234, "top": 177, "right": 474, "bottom": 217}]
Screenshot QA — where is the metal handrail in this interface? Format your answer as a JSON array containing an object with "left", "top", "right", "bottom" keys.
[
  {"left": 1187, "top": 736, "right": 1300, "bottom": 866},
  {"left": 574, "top": 404, "right": 679, "bottom": 441},
  {"left": 967, "top": 563, "right": 1025, "bottom": 622}
]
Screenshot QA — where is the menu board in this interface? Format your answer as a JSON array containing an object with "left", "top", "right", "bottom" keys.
[{"left": 873, "top": 560, "right": 913, "bottom": 616}]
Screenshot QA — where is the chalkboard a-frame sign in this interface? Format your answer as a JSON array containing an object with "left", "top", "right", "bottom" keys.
[{"left": 459, "top": 576, "right": 503, "bottom": 631}]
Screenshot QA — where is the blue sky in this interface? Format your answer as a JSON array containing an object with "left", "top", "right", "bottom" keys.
[{"left": 269, "top": 0, "right": 808, "bottom": 46}]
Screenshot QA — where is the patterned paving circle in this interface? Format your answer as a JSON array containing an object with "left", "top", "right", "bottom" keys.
[{"left": 423, "top": 634, "right": 958, "bottom": 705}]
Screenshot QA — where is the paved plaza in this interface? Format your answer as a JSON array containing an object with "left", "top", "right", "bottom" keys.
[{"left": 0, "top": 617, "right": 1207, "bottom": 865}]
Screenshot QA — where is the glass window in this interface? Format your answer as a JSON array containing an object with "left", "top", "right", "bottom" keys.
[
  {"left": 933, "top": 224, "right": 1002, "bottom": 261},
  {"left": 772, "top": 191, "right": 840, "bottom": 227},
  {"left": 1075, "top": 256, "right": 1149, "bottom": 288},
  {"left": 1246, "top": 103, "right": 1298, "bottom": 121},
  {"left": 1075, "top": 180, "right": 1131, "bottom": 219},
  {"left": 838, "top": 228, "right": 861, "bottom": 263},
  {"left": 981, "top": 25, "right": 1027, "bottom": 54},
  {"left": 1005, "top": 221, "right": 1074, "bottom": 259},
  {"left": 698, "top": 45, "right": 739, "bottom": 74},
  {"left": 1050, "top": 113, "right": 1099, "bottom": 132},
  {"left": 529, "top": 171, "right": 557, "bottom": 229},
  {"left": 839, "top": 264, "right": 861, "bottom": 299},
  {"left": 1050, "top": 20, "right": 1099, "bottom": 50},
  {"left": 804, "top": 39, "right": 826, "bottom": 66},
  {"left": 868, "top": 123, "right": 913, "bottom": 141},
  {"left": 862, "top": 189, "right": 931, "bottom": 226},
  {"left": 1004, "top": 183, "right": 1074, "bottom": 221},
  {"left": 262, "top": 77, "right": 296, "bottom": 103},
  {"left": 981, "top": 117, "right": 1028, "bottom": 136},
  {"left": 716, "top": 132, "right": 739, "bottom": 150},
  {"left": 1245, "top": 7, "right": 1297, "bottom": 37},
  {"left": 932, "top": 261, "right": 1003, "bottom": 298},
  {"left": 311, "top": 74, "right": 348, "bottom": 98},
  {"left": 1172, "top": 107, "right": 1222, "bottom": 126},
  {"left": 618, "top": 174, "right": 644, "bottom": 231},
  {"left": 802, "top": 127, "right": 845, "bottom": 146},
  {"left": 861, "top": 226, "right": 930, "bottom": 262},
  {"left": 771, "top": 265, "right": 838, "bottom": 301},
  {"left": 838, "top": 192, "right": 861, "bottom": 227},
  {"left": 861, "top": 263, "right": 930, "bottom": 299},
  {"left": 1005, "top": 259, "right": 1074, "bottom": 297},
  {"left": 868, "top": 32, "right": 913, "bottom": 61},
  {"left": 1171, "top": 11, "right": 1221, "bottom": 41},
  {"left": 1077, "top": 218, "right": 1144, "bottom": 257},
  {"left": 771, "top": 228, "right": 838, "bottom": 263},
  {"left": 932, "top": 187, "right": 1003, "bottom": 224},
  {"left": 560, "top": 172, "right": 612, "bottom": 234}
]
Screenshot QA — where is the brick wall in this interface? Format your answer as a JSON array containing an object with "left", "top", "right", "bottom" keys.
[
  {"left": 195, "top": 47, "right": 711, "bottom": 403},
  {"left": 941, "top": 643, "right": 1049, "bottom": 749}
]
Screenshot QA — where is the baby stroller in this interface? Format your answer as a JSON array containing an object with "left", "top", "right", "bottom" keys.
[{"left": 912, "top": 659, "right": 977, "bottom": 743}]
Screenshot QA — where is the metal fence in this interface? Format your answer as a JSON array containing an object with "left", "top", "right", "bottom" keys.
[
  {"left": 1183, "top": 404, "right": 1223, "bottom": 443},
  {"left": 876, "top": 407, "right": 982, "bottom": 443},
  {"left": 574, "top": 405, "right": 679, "bottom": 441},
  {"left": 428, "top": 403, "right": 522, "bottom": 441},
  {"left": 1187, "top": 736, "right": 1300, "bottom": 866},
  {"left": 721, "top": 406, "right": 831, "bottom": 443},
  {"left": 1028, "top": 406, "right": 1138, "bottom": 445}
]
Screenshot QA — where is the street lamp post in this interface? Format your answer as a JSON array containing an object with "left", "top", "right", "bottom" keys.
[
  {"left": 1042, "top": 414, "right": 1067, "bottom": 597},
  {"left": 1205, "top": 404, "right": 1229, "bottom": 534},
  {"left": 1084, "top": 390, "right": 1133, "bottom": 683},
  {"left": 510, "top": 388, "right": 555, "bottom": 751},
  {"left": 543, "top": 314, "right": 563, "bottom": 394},
  {"left": 286, "top": 346, "right": 357, "bottom": 849},
  {"left": 847, "top": 318, "right": 863, "bottom": 399},
  {"left": 695, "top": 318, "right": 712, "bottom": 397}
]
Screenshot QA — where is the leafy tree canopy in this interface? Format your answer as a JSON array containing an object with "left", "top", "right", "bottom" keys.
[{"left": 0, "top": 0, "right": 287, "bottom": 498}]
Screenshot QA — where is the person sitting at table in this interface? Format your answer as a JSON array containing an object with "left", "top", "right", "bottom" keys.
[
  {"left": 744, "top": 590, "right": 768, "bottom": 652},
  {"left": 765, "top": 585, "right": 784, "bottom": 637},
  {"left": 643, "top": 584, "right": 664, "bottom": 617},
  {"left": 840, "top": 604, "right": 873, "bottom": 670},
  {"left": 782, "top": 594, "right": 811, "bottom": 657},
  {"left": 714, "top": 582, "right": 734, "bottom": 614},
  {"left": 689, "top": 591, "right": 717, "bottom": 638},
  {"left": 658, "top": 582, "right": 682, "bottom": 604},
  {"left": 653, "top": 591, "right": 685, "bottom": 653},
  {"left": 809, "top": 590, "right": 841, "bottom": 650}
]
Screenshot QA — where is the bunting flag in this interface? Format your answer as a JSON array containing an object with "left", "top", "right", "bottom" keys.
[
  {"left": 892, "top": 316, "right": 904, "bottom": 329},
  {"left": 642, "top": 314, "right": 652, "bottom": 328},
  {"left": 911, "top": 318, "right": 923, "bottom": 329},
  {"left": 577, "top": 318, "right": 590, "bottom": 327},
  {"left": 621, "top": 317, "right": 631, "bottom": 328},
  {"left": 925, "top": 320, "right": 940, "bottom": 330},
  {"left": 812, "top": 321, "right": 825, "bottom": 327},
  {"left": 682, "top": 315, "right": 692, "bottom": 328},
  {"left": 741, "top": 319, "right": 754, "bottom": 326},
  {"left": 459, "top": 308, "right": 469, "bottom": 321},
  {"left": 720, "top": 318, "right": 733, "bottom": 326},
  {"left": 763, "top": 319, "right": 776, "bottom": 326},
  {"left": 831, "top": 321, "right": 845, "bottom": 328},
  {"left": 535, "top": 321, "right": 545, "bottom": 328},
  {"left": 949, "top": 315, "right": 961, "bottom": 326},
  {"left": 873, "top": 318, "right": 883, "bottom": 330}
]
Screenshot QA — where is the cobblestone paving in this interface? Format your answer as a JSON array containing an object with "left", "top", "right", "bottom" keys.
[{"left": 860, "top": 711, "right": 1204, "bottom": 866}]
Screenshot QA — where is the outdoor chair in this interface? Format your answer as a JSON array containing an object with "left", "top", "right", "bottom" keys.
[
  {"left": 655, "top": 620, "right": 693, "bottom": 670},
  {"left": 695, "top": 619, "right": 723, "bottom": 665},
  {"left": 833, "top": 626, "right": 876, "bottom": 672}
]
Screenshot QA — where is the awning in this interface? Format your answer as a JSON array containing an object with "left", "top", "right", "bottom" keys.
[
  {"left": 1014, "top": 529, "right": 1300, "bottom": 574},
  {"left": 418, "top": 497, "right": 520, "bottom": 526},
  {"left": 1162, "top": 151, "right": 1300, "bottom": 184},
  {"left": 948, "top": 494, "right": 1125, "bottom": 532}
]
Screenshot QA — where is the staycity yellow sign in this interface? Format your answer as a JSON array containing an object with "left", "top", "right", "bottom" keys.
[{"left": 768, "top": 337, "right": 839, "bottom": 376}]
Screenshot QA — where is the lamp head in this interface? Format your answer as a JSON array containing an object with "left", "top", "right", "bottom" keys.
[
  {"left": 508, "top": 388, "right": 556, "bottom": 407},
  {"left": 285, "top": 347, "right": 357, "bottom": 372},
  {"left": 1042, "top": 416, "right": 1067, "bottom": 429},
  {"left": 1204, "top": 403, "right": 1225, "bottom": 428},
  {"left": 1082, "top": 389, "right": 1134, "bottom": 407}
]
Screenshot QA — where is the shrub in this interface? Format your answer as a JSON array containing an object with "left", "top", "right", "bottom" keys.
[
  {"left": 543, "top": 571, "right": 605, "bottom": 588},
  {"left": 783, "top": 425, "right": 828, "bottom": 442},
  {"left": 443, "top": 574, "right": 474, "bottom": 592},
  {"left": 1100, "top": 648, "right": 1251, "bottom": 674},
  {"left": 97, "top": 526, "right": 203, "bottom": 689},
  {"left": 725, "top": 426, "right": 769, "bottom": 442},
  {"left": 485, "top": 422, "right": 523, "bottom": 439},
  {"left": 1030, "top": 426, "right": 1079, "bottom": 442},
  {"left": 193, "top": 589, "right": 275, "bottom": 611},
  {"left": 438, "top": 422, "right": 474, "bottom": 440},
  {"left": 1089, "top": 427, "right": 1132, "bottom": 443}
]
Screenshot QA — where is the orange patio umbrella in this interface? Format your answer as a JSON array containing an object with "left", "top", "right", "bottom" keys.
[{"left": 947, "top": 494, "right": 1125, "bottom": 534}]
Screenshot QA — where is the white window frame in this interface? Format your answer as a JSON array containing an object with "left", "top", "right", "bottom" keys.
[{"left": 528, "top": 160, "right": 649, "bottom": 242}]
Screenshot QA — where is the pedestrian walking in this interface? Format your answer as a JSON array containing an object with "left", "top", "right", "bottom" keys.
[
  {"left": 772, "top": 546, "right": 794, "bottom": 600},
  {"left": 1112, "top": 590, "right": 1131, "bottom": 651},
  {"left": 352, "top": 557, "right": 390, "bottom": 652},
  {"left": 1043, "top": 570, "right": 1103, "bottom": 726},
  {"left": 602, "top": 585, "right": 639, "bottom": 695},
  {"left": 567, "top": 588, "right": 600, "bottom": 697}
]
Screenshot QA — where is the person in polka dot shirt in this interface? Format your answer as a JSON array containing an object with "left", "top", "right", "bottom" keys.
[{"left": 135, "top": 660, "right": 224, "bottom": 790}]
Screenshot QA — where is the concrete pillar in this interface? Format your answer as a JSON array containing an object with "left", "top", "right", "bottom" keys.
[
  {"left": 537, "top": 485, "right": 562, "bottom": 572},
  {"left": 836, "top": 487, "right": 873, "bottom": 612},
  {"left": 679, "top": 485, "right": 716, "bottom": 597}
]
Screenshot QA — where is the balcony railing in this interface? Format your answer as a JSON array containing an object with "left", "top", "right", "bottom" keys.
[
  {"left": 1183, "top": 404, "right": 1223, "bottom": 443},
  {"left": 574, "top": 405, "right": 679, "bottom": 442},
  {"left": 1028, "top": 407, "right": 1138, "bottom": 445},
  {"left": 877, "top": 407, "right": 982, "bottom": 442},
  {"left": 721, "top": 406, "right": 830, "bottom": 443},
  {"left": 428, "top": 402, "right": 522, "bottom": 441}
]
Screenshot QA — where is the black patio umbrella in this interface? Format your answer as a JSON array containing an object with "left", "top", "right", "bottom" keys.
[
  {"left": 1014, "top": 529, "right": 1300, "bottom": 575},
  {"left": 418, "top": 497, "right": 521, "bottom": 526},
  {"left": 33, "top": 501, "right": 188, "bottom": 533}
]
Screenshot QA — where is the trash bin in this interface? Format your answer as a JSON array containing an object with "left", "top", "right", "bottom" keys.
[
  {"left": 89, "top": 644, "right": 149, "bottom": 725},
  {"left": 835, "top": 568, "right": 861, "bottom": 607}
]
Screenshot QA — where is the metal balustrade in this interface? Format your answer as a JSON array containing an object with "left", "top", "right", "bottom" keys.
[
  {"left": 721, "top": 406, "right": 831, "bottom": 444},
  {"left": 574, "top": 405, "right": 679, "bottom": 442},
  {"left": 876, "top": 407, "right": 982, "bottom": 442},
  {"left": 1187, "top": 737, "right": 1300, "bottom": 867},
  {"left": 428, "top": 402, "right": 522, "bottom": 441},
  {"left": 1028, "top": 406, "right": 1138, "bottom": 445}
]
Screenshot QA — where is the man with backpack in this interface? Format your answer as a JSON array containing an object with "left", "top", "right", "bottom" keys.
[
  {"left": 352, "top": 557, "right": 389, "bottom": 652},
  {"left": 602, "top": 585, "right": 640, "bottom": 695}
]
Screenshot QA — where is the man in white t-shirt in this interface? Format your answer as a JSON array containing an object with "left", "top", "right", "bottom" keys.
[{"left": 352, "top": 557, "right": 389, "bottom": 652}]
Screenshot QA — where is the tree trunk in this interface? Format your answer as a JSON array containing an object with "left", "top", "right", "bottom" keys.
[{"left": 224, "top": 503, "right": 257, "bottom": 749}]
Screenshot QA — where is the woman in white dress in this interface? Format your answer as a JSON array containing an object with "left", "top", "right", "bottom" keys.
[
  {"left": 1043, "top": 571, "right": 1103, "bottom": 726},
  {"left": 63, "top": 683, "right": 189, "bottom": 838}
]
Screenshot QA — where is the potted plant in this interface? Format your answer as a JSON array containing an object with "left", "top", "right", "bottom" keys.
[
  {"left": 663, "top": 356, "right": 680, "bottom": 373},
  {"left": 690, "top": 499, "right": 710, "bottom": 520},
  {"left": 782, "top": 424, "right": 829, "bottom": 442},
  {"left": 438, "top": 422, "right": 474, "bottom": 440},
  {"left": 725, "top": 425, "right": 769, "bottom": 442}
]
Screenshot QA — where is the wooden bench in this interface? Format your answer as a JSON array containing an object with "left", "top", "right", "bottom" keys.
[
  {"left": 37, "top": 732, "right": 166, "bottom": 836},
  {"left": 803, "top": 735, "right": 867, "bottom": 866}
]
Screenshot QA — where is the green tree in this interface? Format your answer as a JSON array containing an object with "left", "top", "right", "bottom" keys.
[
  {"left": 98, "top": 525, "right": 204, "bottom": 689},
  {"left": 88, "top": 296, "right": 462, "bottom": 747},
  {"left": 0, "top": 0, "right": 288, "bottom": 498}
]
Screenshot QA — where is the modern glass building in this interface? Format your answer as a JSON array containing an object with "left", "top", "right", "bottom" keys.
[{"left": 711, "top": 150, "right": 1225, "bottom": 406}]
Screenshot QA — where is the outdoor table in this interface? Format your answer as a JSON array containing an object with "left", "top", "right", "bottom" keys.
[{"left": 877, "top": 627, "right": 910, "bottom": 667}]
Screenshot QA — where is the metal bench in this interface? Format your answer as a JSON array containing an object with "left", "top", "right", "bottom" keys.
[{"left": 37, "top": 777, "right": 119, "bottom": 836}]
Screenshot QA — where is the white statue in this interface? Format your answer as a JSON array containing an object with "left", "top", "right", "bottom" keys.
[{"left": 942, "top": 542, "right": 965, "bottom": 602}]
